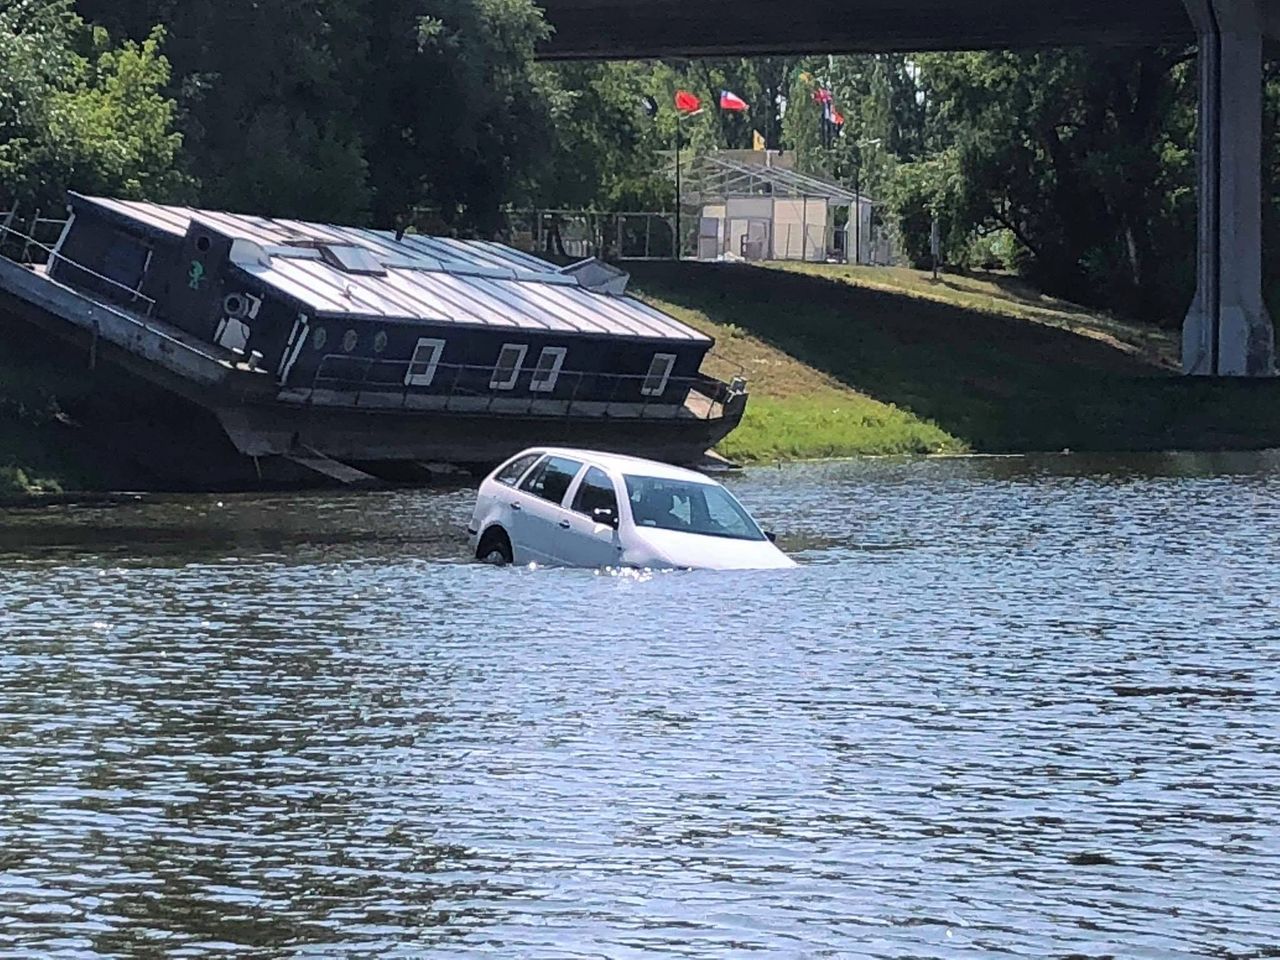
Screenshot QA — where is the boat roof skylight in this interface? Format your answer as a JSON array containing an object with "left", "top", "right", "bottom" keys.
[{"left": 319, "top": 243, "right": 386, "bottom": 276}]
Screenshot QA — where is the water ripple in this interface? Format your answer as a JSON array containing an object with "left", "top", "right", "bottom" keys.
[{"left": 1, "top": 454, "right": 1278, "bottom": 956}]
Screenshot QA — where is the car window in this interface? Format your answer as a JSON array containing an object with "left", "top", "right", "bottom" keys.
[
  {"left": 624, "top": 474, "right": 766, "bottom": 541},
  {"left": 572, "top": 467, "right": 618, "bottom": 518},
  {"left": 702, "top": 488, "right": 757, "bottom": 539},
  {"left": 520, "top": 456, "right": 583, "bottom": 505},
  {"left": 494, "top": 452, "right": 541, "bottom": 487}
]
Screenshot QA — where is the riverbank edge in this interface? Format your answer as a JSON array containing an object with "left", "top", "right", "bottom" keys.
[
  {"left": 630, "top": 262, "right": 1280, "bottom": 465},
  {"left": 7, "top": 261, "right": 1280, "bottom": 495}
]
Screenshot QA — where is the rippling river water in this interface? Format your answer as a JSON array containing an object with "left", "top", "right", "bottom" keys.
[{"left": 2, "top": 454, "right": 1279, "bottom": 958}]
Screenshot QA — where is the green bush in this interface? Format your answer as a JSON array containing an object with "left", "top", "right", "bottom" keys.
[{"left": 0, "top": 463, "right": 62, "bottom": 495}]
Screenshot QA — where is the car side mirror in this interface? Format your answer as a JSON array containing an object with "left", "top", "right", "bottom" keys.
[
  {"left": 593, "top": 506, "right": 620, "bottom": 529},
  {"left": 765, "top": 531, "right": 778, "bottom": 543}
]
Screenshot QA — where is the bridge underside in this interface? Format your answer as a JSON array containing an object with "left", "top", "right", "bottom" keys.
[
  {"left": 536, "top": 0, "right": 1196, "bottom": 59},
  {"left": 538, "top": 0, "right": 1280, "bottom": 377}
]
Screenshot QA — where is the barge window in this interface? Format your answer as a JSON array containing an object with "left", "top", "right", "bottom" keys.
[
  {"left": 495, "top": 452, "right": 542, "bottom": 487},
  {"left": 530, "top": 347, "right": 567, "bottom": 393},
  {"left": 491, "top": 343, "right": 527, "bottom": 390},
  {"left": 405, "top": 337, "right": 446, "bottom": 387},
  {"left": 641, "top": 353, "right": 676, "bottom": 397},
  {"left": 520, "top": 456, "right": 583, "bottom": 506},
  {"left": 101, "top": 242, "right": 150, "bottom": 291}
]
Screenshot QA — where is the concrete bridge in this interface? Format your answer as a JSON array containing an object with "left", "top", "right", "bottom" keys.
[{"left": 537, "top": 0, "right": 1280, "bottom": 377}]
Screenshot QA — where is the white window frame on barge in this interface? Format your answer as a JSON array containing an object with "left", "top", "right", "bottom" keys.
[
  {"left": 641, "top": 353, "right": 677, "bottom": 397},
  {"left": 405, "top": 337, "right": 446, "bottom": 387},
  {"left": 529, "top": 346, "right": 567, "bottom": 393},
  {"left": 491, "top": 343, "right": 528, "bottom": 390}
]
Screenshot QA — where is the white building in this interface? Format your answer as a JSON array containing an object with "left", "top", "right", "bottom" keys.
[{"left": 682, "top": 152, "right": 876, "bottom": 265}]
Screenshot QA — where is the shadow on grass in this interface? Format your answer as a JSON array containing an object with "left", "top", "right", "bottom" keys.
[
  {"left": 631, "top": 262, "right": 1280, "bottom": 453},
  {"left": 935, "top": 268, "right": 1104, "bottom": 319}
]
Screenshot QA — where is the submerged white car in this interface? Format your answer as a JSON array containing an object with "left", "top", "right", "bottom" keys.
[{"left": 467, "top": 447, "right": 795, "bottom": 570}]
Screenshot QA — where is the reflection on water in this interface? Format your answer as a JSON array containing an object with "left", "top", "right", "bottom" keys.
[{"left": 1, "top": 453, "right": 1278, "bottom": 957}]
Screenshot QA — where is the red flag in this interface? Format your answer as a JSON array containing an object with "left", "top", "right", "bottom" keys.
[
  {"left": 719, "top": 90, "right": 749, "bottom": 112},
  {"left": 832, "top": 109, "right": 845, "bottom": 127},
  {"left": 675, "top": 90, "right": 701, "bottom": 113}
]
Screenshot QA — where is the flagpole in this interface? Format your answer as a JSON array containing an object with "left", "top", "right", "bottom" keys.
[
  {"left": 675, "top": 116, "right": 682, "bottom": 262},
  {"left": 672, "top": 106, "right": 703, "bottom": 262},
  {"left": 853, "top": 138, "right": 882, "bottom": 266}
]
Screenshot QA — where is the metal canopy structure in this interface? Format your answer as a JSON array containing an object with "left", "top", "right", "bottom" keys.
[
  {"left": 680, "top": 155, "right": 865, "bottom": 208},
  {"left": 681, "top": 155, "right": 875, "bottom": 263},
  {"left": 535, "top": 0, "right": 1203, "bottom": 60}
]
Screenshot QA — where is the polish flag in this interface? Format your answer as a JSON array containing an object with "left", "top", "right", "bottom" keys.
[
  {"left": 720, "top": 90, "right": 749, "bottom": 112},
  {"left": 675, "top": 90, "right": 701, "bottom": 113}
]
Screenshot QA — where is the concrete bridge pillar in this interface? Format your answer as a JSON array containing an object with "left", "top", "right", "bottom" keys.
[{"left": 1183, "top": 0, "right": 1276, "bottom": 375}]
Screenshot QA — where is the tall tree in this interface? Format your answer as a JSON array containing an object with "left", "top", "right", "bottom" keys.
[
  {"left": 77, "top": 0, "right": 371, "bottom": 221},
  {"left": 1, "top": 0, "right": 187, "bottom": 210},
  {"left": 892, "top": 48, "right": 1196, "bottom": 322},
  {"left": 350, "top": 0, "right": 553, "bottom": 233},
  {"left": 535, "top": 62, "right": 670, "bottom": 210}
]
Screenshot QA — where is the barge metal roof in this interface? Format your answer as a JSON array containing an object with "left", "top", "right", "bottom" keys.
[{"left": 70, "top": 194, "right": 710, "bottom": 343}]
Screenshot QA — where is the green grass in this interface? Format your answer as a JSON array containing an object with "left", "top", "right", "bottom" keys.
[
  {"left": 5, "top": 258, "right": 1280, "bottom": 492},
  {"left": 717, "top": 396, "right": 959, "bottom": 462},
  {"left": 774, "top": 262, "right": 1179, "bottom": 367},
  {"left": 638, "top": 281, "right": 965, "bottom": 461},
  {"left": 631, "top": 260, "right": 1280, "bottom": 460}
]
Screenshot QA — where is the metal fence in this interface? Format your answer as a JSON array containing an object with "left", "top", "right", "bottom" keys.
[
  {"left": 693, "top": 220, "right": 898, "bottom": 265},
  {"left": 501, "top": 209, "right": 680, "bottom": 262}
]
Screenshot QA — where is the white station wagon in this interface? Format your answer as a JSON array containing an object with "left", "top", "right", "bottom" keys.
[{"left": 468, "top": 447, "right": 796, "bottom": 570}]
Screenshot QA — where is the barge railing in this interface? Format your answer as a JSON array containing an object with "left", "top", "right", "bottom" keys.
[
  {"left": 298, "top": 354, "right": 747, "bottom": 422},
  {"left": 0, "top": 212, "right": 158, "bottom": 317},
  {"left": 0, "top": 214, "right": 241, "bottom": 385}
]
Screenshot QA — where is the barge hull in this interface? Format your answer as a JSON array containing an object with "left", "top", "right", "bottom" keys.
[{"left": 215, "top": 400, "right": 741, "bottom": 469}]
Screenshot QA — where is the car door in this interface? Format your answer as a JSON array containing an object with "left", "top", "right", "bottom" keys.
[
  {"left": 561, "top": 466, "right": 624, "bottom": 568},
  {"left": 513, "top": 455, "right": 584, "bottom": 565},
  {"left": 476, "top": 451, "right": 543, "bottom": 550}
]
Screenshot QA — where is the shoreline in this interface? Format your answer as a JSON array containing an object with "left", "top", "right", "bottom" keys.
[
  {"left": 9, "top": 446, "right": 1280, "bottom": 504},
  {"left": 8, "top": 261, "right": 1280, "bottom": 496}
]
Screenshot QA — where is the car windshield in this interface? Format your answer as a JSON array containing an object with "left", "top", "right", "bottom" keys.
[{"left": 623, "top": 474, "right": 766, "bottom": 542}]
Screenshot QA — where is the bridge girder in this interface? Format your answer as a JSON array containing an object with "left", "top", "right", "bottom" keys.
[{"left": 534, "top": 0, "right": 1199, "bottom": 60}]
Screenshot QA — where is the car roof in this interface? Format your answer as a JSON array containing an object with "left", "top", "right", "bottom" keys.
[{"left": 523, "top": 447, "right": 717, "bottom": 484}]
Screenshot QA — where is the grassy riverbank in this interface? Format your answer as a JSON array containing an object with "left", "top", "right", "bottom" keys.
[
  {"left": 6, "top": 260, "right": 1280, "bottom": 493},
  {"left": 631, "top": 261, "right": 1280, "bottom": 462}
]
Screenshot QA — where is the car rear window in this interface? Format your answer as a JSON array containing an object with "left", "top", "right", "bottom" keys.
[
  {"left": 520, "top": 456, "right": 582, "bottom": 505},
  {"left": 494, "top": 452, "right": 541, "bottom": 487}
]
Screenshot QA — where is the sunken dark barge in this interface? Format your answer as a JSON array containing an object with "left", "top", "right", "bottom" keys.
[{"left": 0, "top": 194, "right": 746, "bottom": 484}]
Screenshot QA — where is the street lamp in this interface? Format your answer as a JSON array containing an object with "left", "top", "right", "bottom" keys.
[{"left": 852, "top": 137, "right": 882, "bottom": 266}]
